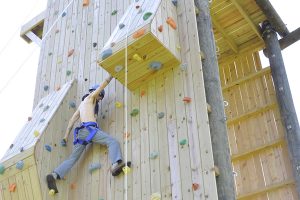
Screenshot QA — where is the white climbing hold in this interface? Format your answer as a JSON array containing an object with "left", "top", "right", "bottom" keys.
[
  {"left": 114, "top": 65, "right": 123, "bottom": 72},
  {"left": 149, "top": 61, "right": 162, "bottom": 70}
]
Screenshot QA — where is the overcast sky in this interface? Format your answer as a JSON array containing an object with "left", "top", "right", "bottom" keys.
[{"left": 0, "top": 0, "right": 299, "bottom": 159}]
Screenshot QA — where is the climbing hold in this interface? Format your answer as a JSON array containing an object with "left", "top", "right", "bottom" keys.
[
  {"left": 20, "top": 147, "right": 24, "bottom": 152},
  {"left": 195, "top": 7, "right": 200, "bottom": 15},
  {"left": 44, "top": 85, "right": 49, "bottom": 91},
  {"left": 122, "top": 166, "right": 131, "bottom": 174},
  {"left": 61, "top": 139, "right": 67, "bottom": 147},
  {"left": 110, "top": 42, "right": 116, "bottom": 47},
  {"left": 101, "top": 48, "right": 113, "bottom": 60},
  {"left": 140, "top": 90, "right": 146, "bottom": 97},
  {"left": 45, "top": 144, "right": 52, "bottom": 152},
  {"left": 111, "top": 10, "right": 118, "bottom": 15},
  {"left": 137, "top": 8, "right": 143, "bottom": 14},
  {"left": 28, "top": 117, "right": 32, "bottom": 121},
  {"left": 179, "top": 139, "right": 187, "bottom": 146},
  {"left": 158, "top": 25, "right": 163, "bottom": 32},
  {"left": 48, "top": 52, "right": 53, "bottom": 56},
  {"left": 88, "top": 22, "right": 92, "bottom": 25},
  {"left": 133, "top": 28, "right": 146, "bottom": 39},
  {"left": 151, "top": 193, "right": 161, "bottom": 200},
  {"left": 114, "top": 65, "right": 123, "bottom": 72},
  {"left": 9, "top": 183, "right": 16, "bottom": 192},
  {"left": 166, "top": 17, "right": 177, "bottom": 29},
  {"left": 55, "top": 85, "right": 61, "bottom": 91},
  {"left": 43, "top": 105, "right": 50, "bottom": 112},
  {"left": 16, "top": 160, "right": 24, "bottom": 170},
  {"left": 66, "top": 70, "right": 72, "bottom": 76},
  {"left": 119, "top": 23, "right": 125, "bottom": 29},
  {"left": 84, "top": 78, "right": 88, "bottom": 82},
  {"left": 192, "top": 183, "right": 200, "bottom": 191},
  {"left": 68, "top": 49, "right": 75, "bottom": 57},
  {"left": 57, "top": 59, "right": 62, "bottom": 64},
  {"left": 40, "top": 118, "right": 45, "bottom": 123},
  {"left": 133, "top": 53, "right": 142, "bottom": 61},
  {"left": 69, "top": 101, "right": 76, "bottom": 108},
  {"left": 62, "top": 12, "right": 67, "bottom": 17},
  {"left": 54, "top": 10, "right": 59, "bottom": 15},
  {"left": 157, "top": 112, "right": 165, "bottom": 119},
  {"left": 176, "top": 45, "right": 181, "bottom": 50},
  {"left": 150, "top": 151, "right": 159, "bottom": 159},
  {"left": 9, "top": 144, "right": 14, "bottom": 149},
  {"left": 0, "top": 164, "right": 5, "bottom": 174},
  {"left": 124, "top": 132, "right": 130, "bottom": 139},
  {"left": 83, "top": 0, "right": 89, "bottom": 6},
  {"left": 115, "top": 101, "right": 122, "bottom": 108},
  {"left": 149, "top": 61, "right": 162, "bottom": 70},
  {"left": 55, "top": 29, "right": 59, "bottom": 34},
  {"left": 183, "top": 97, "right": 192, "bottom": 103},
  {"left": 171, "top": 0, "right": 178, "bottom": 6},
  {"left": 33, "top": 130, "right": 40, "bottom": 137},
  {"left": 180, "top": 63, "right": 188, "bottom": 71},
  {"left": 143, "top": 12, "right": 152, "bottom": 21},
  {"left": 130, "top": 108, "right": 139, "bottom": 117},
  {"left": 39, "top": 103, "right": 44, "bottom": 108},
  {"left": 49, "top": 189, "right": 56, "bottom": 196},
  {"left": 93, "top": 42, "right": 97, "bottom": 47},
  {"left": 89, "top": 162, "right": 101, "bottom": 173},
  {"left": 70, "top": 183, "right": 76, "bottom": 190}
]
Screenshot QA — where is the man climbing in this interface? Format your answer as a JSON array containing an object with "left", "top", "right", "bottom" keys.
[{"left": 46, "top": 75, "right": 128, "bottom": 193}]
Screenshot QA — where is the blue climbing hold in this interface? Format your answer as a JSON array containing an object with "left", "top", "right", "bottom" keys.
[
  {"left": 61, "top": 139, "right": 67, "bottom": 147},
  {"left": 45, "top": 144, "right": 52, "bottom": 152},
  {"left": 172, "top": 0, "right": 178, "bottom": 6},
  {"left": 0, "top": 164, "right": 5, "bottom": 174},
  {"left": 40, "top": 118, "right": 45, "bottom": 123},
  {"left": 101, "top": 49, "right": 113, "bottom": 60},
  {"left": 16, "top": 160, "right": 24, "bottom": 170},
  {"left": 119, "top": 23, "right": 125, "bottom": 29},
  {"left": 89, "top": 162, "right": 101, "bottom": 173},
  {"left": 44, "top": 85, "right": 49, "bottom": 91},
  {"left": 69, "top": 101, "right": 76, "bottom": 108},
  {"left": 149, "top": 61, "right": 162, "bottom": 70},
  {"left": 62, "top": 12, "right": 67, "bottom": 17}
]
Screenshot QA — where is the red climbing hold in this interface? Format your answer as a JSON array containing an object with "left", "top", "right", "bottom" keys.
[
  {"left": 9, "top": 183, "right": 16, "bottom": 192},
  {"left": 68, "top": 49, "right": 75, "bottom": 57},
  {"left": 166, "top": 17, "right": 177, "bottom": 29},
  {"left": 158, "top": 25, "right": 163, "bottom": 32},
  {"left": 192, "top": 183, "right": 199, "bottom": 191},
  {"left": 183, "top": 97, "right": 192, "bottom": 103}
]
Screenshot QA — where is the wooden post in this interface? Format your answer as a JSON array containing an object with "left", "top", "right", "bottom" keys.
[
  {"left": 255, "top": 0, "right": 289, "bottom": 37},
  {"left": 194, "top": 0, "right": 236, "bottom": 199},
  {"left": 262, "top": 20, "right": 300, "bottom": 198}
]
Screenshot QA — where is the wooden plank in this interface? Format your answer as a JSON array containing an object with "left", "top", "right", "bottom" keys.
[
  {"left": 20, "top": 11, "right": 45, "bottom": 43},
  {"left": 22, "top": 169, "right": 34, "bottom": 200},
  {"left": 8, "top": 176, "right": 18, "bottom": 200},
  {"left": 1, "top": 179, "right": 11, "bottom": 200},
  {"left": 28, "top": 166, "right": 42, "bottom": 200}
]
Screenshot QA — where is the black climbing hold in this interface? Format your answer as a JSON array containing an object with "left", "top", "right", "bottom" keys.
[
  {"left": 48, "top": 52, "right": 53, "bottom": 56},
  {"left": 44, "top": 85, "right": 49, "bottom": 91},
  {"left": 172, "top": 0, "right": 178, "bottom": 6},
  {"left": 20, "top": 147, "right": 24, "bottom": 152},
  {"left": 62, "top": 12, "right": 67, "bottom": 17},
  {"left": 119, "top": 23, "right": 125, "bottom": 29},
  {"left": 84, "top": 78, "right": 88, "bottom": 81},
  {"left": 9, "top": 144, "right": 14, "bottom": 149},
  {"left": 93, "top": 42, "right": 97, "bottom": 47}
]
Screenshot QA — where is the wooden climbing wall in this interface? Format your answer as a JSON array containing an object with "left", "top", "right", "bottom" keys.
[
  {"left": 29, "top": 0, "right": 218, "bottom": 199},
  {"left": 219, "top": 51, "right": 298, "bottom": 199}
]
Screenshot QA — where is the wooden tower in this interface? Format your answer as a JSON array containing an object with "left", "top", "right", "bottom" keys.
[{"left": 1, "top": 0, "right": 300, "bottom": 199}]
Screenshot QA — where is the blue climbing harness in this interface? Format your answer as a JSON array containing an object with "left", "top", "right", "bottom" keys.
[{"left": 73, "top": 122, "right": 99, "bottom": 145}]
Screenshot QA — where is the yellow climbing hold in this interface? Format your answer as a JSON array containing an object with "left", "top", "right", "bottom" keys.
[
  {"left": 49, "top": 189, "right": 56, "bottom": 196},
  {"left": 133, "top": 53, "right": 142, "bottom": 61},
  {"left": 151, "top": 193, "right": 161, "bottom": 200},
  {"left": 115, "top": 101, "right": 122, "bottom": 108},
  {"left": 122, "top": 166, "right": 131, "bottom": 174},
  {"left": 33, "top": 130, "right": 40, "bottom": 137}
]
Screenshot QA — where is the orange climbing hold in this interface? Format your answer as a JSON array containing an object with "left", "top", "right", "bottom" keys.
[
  {"left": 9, "top": 183, "right": 16, "bottom": 192},
  {"left": 70, "top": 183, "right": 76, "bottom": 190},
  {"left": 183, "top": 97, "right": 192, "bottom": 103},
  {"left": 68, "top": 49, "right": 75, "bottom": 57},
  {"left": 133, "top": 28, "right": 146, "bottom": 39},
  {"left": 124, "top": 132, "right": 130, "bottom": 139},
  {"left": 158, "top": 25, "right": 163, "bottom": 32},
  {"left": 83, "top": 0, "right": 89, "bottom": 6},
  {"left": 166, "top": 17, "right": 177, "bottom": 29},
  {"left": 140, "top": 90, "right": 146, "bottom": 97},
  {"left": 192, "top": 183, "right": 199, "bottom": 191}
]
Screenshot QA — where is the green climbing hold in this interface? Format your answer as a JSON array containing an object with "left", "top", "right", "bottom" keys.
[
  {"left": 0, "top": 164, "right": 5, "bottom": 174},
  {"left": 69, "top": 101, "right": 76, "bottom": 108},
  {"left": 130, "top": 108, "right": 139, "bottom": 117},
  {"left": 143, "top": 12, "right": 152, "bottom": 21},
  {"left": 158, "top": 112, "right": 165, "bottom": 119},
  {"left": 111, "top": 10, "right": 118, "bottom": 15},
  {"left": 66, "top": 70, "right": 72, "bottom": 76},
  {"left": 179, "top": 139, "right": 188, "bottom": 146},
  {"left": 150, "top": 151, "right": 159, "bottom": 159}
]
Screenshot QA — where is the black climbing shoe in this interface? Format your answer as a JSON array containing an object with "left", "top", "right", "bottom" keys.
[
  {"left": 46, "top": 174, "right": 58, "bottom": 193},
  {"left": 111, "top": 161, "right": 131, "bottom": 176}
]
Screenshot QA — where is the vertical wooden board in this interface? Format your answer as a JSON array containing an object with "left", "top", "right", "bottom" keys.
[
  {"left": 227, "top": 124, "right": 238, "bottom": 155},
  {"left": 155, "top": 75, "right": 172, "bottom": 199},
  {"left": 22, "top": 169, "right": 34, "bottom": 200},
  {"left": 1, "top": 179, "right": 11, "bottom": 200},
  {"left": 164, "top": 70, "right": 182, "bottom": 199},
  {"left": 15, "top": 172, "right": 26, "bottom": 200},
  {"left": 28, "top": 166, "right": 42, "bottom": 200},
  {"left": 131, "top": 88, "right": 142, "bottom": 200},
  {"left": 7, "top": 176, "right": 18, "bottom": 200}
]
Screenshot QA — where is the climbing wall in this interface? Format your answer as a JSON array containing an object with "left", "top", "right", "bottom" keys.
[{"left": 219, "top": 51, "right": 298, "bottom": 199}]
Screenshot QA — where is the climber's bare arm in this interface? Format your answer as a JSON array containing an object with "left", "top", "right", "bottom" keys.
[
  {"left": 63, "top": 109, "right": 80, "bottom": 142},
  {"left": 91, "top": 75, "right": 113, "bottom": 99}
]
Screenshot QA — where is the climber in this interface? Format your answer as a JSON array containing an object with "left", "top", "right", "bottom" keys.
[{"left": 46, "top": 74, "right": 128, "bottom": 193}]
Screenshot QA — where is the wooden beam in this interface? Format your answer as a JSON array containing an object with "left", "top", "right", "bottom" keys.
[
  {"left": 230, "top": 0, "right": 263, "bottom": 41},
  {"left": 262, "top": 20, "right": 300, "bottom": 197},
  {"left": 212, "top": 16, "right": 239, "bottom": 53},
  {"left": 194, "top": 0, "right": 236, "bottom": 199},
  {"left": 20, "top": 11, "right": 45, "bottom": 43},
  {"left": 231, "top": 138, "right": 285, "bottom": 161},
  {"left": 255, "top": 0, "right": 289, "bottom": 37},
  {"left": 237, "top": 179, "right": 295, "bottom": 199},
  {"left": 263, "top": 27, "right": 300, "bottom": 57},
  {"left": 222, "top": 67, "right": 271, "bottom": 90},
  {"left": 25, "top": 31, "right": 42, "bottom": 47}
]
